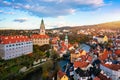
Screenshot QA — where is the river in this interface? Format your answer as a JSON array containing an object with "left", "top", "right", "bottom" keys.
[{"left": 80, "top": 43, "right": 90, "bottom": 52}]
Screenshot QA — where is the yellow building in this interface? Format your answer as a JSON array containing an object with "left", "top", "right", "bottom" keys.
[
  {"left": 57, "top": 70, "right": 69, "bottom": 80},
  {"left": 70, "top": 50, "right": 86, "bottom": 63},
  {"left": 103, "top": 35, "right": 108, "bottom": 42},
  {"left": 31, "top": 19, "right": 49, "bottom": 46}
]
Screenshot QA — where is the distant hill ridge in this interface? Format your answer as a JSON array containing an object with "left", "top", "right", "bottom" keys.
[
  {"left": 51, "top": 21, "right": 120, "bottom": 30},
  {"left": 97, "top": 21, "right": 120, "bottom": 29},
  {"left": 0, "top": 21, "right": 120, "bottom": 31}
]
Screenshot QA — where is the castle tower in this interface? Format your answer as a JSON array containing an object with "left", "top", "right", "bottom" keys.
[
  {"left": 65, "top": 34, "right": 68, "bottom": 48},
  {"left": 40, "top": 19, "right": 45, "bottom": 35}
]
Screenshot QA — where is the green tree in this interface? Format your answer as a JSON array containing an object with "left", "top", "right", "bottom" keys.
[
  {"left": 51, "top": 50, "right": 59, "bottom": 60},
  {"left": 39, "top": 44, "right": 50, "bottom": 52},
  {"left": 45, "top": 51, "right": 50, "bottom": 58}
]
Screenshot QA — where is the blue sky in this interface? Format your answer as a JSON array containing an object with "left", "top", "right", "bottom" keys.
[{"left": 0, "top": 0, "right": 120, "bottom": 29}]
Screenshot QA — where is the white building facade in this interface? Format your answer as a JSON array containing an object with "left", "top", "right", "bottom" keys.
[
  {"left": 0, "top": 36, "right": 33, "bottom": 60},
  {"left": 100, "top": 64, "right": 120, "bottom": 80},
  {"left": 115, "top": 38, "right": 120, "bottom": 49}
]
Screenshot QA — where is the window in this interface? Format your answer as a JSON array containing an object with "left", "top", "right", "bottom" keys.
[
  {"left": 6, "top": 45, "right": 8, "bottom": 47},
  {"left": 12, "top": 44, "right": 14, "bottom": 46},
  {"left": 9, "top": 45, "right": 11, "bottom": 47}
]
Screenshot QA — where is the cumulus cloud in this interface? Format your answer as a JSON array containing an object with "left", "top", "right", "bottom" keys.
[
  {"left": 0, "top": 9, "right": 15, "bottom": 15},
  {"left": 2, "top": 1, "right": 11, "bottom": 5},
  {"left": 13, "top": 18, "right": 28, "bottom": 23},
  {"left": 0, "top": 0, "right": 107, "bottom": 17}
]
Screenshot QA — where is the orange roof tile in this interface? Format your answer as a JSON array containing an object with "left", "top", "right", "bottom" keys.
[
  {"left": 102, "top": 63, "right": 120, "bottom": 71},
  {"left": 116, "top": 40, "right": 120, "bottom": 43},
  {"left": 79, "top": 55, "right": 87, "bottom": 61},
  {"left": 100, "top": 50, "right": 112, "bottom": 60},
  {"left": 57, "top": 70, "right": 66, "bottom": 79},
  {"left": 68, "top": 44, "right": 72, "bottom": 48},
  {"left": 115, "top": 49, "right": 120, "bottom": 55},
  {"left": 94, "top": 77, "right": 100, "bottom": 80},
  {"left": 0, "top": 35, "right": 31, "bottom": 44},
  {"left": 97, "top": 73, "right": 112, "bottom": 80},
  {"left": 74, "top": 61, "right": 89, "bottom": 68},
  {"left": 87, "top": 56, "right": 93, "bottom": 62},
  {"left": 51, "top": 40, "right": 57, "bottom": 44},
  {"left": 60, "top": 47, "right": 66, "bottom": 52},
  {"left": 31, "top": 34, "right": 49, "bottom": 38}
]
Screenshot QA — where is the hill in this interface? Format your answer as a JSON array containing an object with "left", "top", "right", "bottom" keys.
[
  {"left": 96, "top": 21, "right": 120, "bottom": 29},
  {"left": 51, "top": 21, "right": 120, "bottom": 30}
]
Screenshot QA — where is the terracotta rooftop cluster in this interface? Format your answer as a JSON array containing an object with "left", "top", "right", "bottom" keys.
[{"left": 0, "top": 35, "right": 31, "bottom": 44}]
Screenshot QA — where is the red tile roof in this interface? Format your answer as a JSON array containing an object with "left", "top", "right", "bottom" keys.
[
  {"left": 87, "top": 56, "right": 93, "bottom": 62},
  {"left": 116, "top": 40, "right": 120, "bottom": 43},
  {"left": 68, "top": 44, "right": 72, "bottom": 48},
  {"left": 52, "top": 37, "right": 59, "bottom": 41},
  {"left": 0, "top": 35, "right": 31, "bottom": 44},
  {"left": 57, "top": 70, "right": 66, "bottom": 79},
  {"left": 31, "top": 34, "right": 49, "bottom": 38},
  {"left": 97, "top": 73, "right": 112, "bottom": 80},
  {"left": 94, "top": 77, "right": 100, "bottom": 80},
  {"left": 115, "top": 49, "right": 120, "bottom": 55},
  {"left": 51, "top": 37, "right": 59, "bottom": 44},
  {"left": 100, "top": 50, "right": 112, "bottom": 60},
  {"left": 60, "top": 47, "right": 66, "bottom": 52},
  {"left": 51, "top": 40, "right": 57, "bottom": 44},
  {"left": 102, "top": 63, "right": 120, "bottom": 71},
  {"left": 74, "top": 61, "right": 89, "bottom": 68},
  {"left": 80, "top": 55, "right": 87, "bottom": 61}
]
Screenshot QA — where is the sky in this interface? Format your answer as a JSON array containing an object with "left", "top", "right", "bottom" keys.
[{"left": 0, "top": 0, "right": 120, "bottom": 29}]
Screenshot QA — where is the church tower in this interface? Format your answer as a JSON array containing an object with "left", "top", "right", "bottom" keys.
[
  {"left": 40, "top": 19, "right": 45, "bottom": 35},
  {"left": 65, "top": 34, "right": 68, "bottom": 48}
]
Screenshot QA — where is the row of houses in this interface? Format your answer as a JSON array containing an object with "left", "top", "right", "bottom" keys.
[{"left": 57, "top": 34, "right": 120, "bottom": 80}]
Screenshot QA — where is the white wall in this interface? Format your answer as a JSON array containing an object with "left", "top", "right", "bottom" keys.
[
  {"left": 0, "top": 41, "right": 33, "bottom": 60},
  {"left": 100, "top": 64, "right": 120, "bottom": 80}
]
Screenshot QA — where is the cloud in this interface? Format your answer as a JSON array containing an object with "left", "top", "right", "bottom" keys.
[
  {"left": 2, "top": 1, "right": 11, "bottom": 6},
  {"left": 0, "top": 10, "right": 3, "bottom": 13},
  {"left": 0, "top": 9, "right": 15, "bottom": 15},
  {"left": 13, "top": 18, "right": 28, "bottom": 23},
  {"left": 0, "top": 0, "right": 108, "bottom": 17}
]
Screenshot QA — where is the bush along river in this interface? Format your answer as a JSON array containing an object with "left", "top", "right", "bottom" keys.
[{"left": 21, "top": 67, "right": 43, "bottom": 80}]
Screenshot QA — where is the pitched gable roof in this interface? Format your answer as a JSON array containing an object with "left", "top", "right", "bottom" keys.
[
  {"left": 57, "top": 70, "right": 66, "bottom": 79},
  {"left": 31, "top": 34, "right": 49, "bottom": 39},
  {"left": 74, "top": 61, "right": 89, "bottom": 68},
  {"left": 115, "top": 49, "right": 120, "bottom": 56},
  {"left": 0, "top": 35, "right": 31, "bottom": 44}
]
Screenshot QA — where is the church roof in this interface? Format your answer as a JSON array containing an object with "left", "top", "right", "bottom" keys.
[
  {"left": 57, "top": 70, "right": 66, "bottom": 79},
  {"left": 31, "top": 34, "right": 49, "bottom": 39}
]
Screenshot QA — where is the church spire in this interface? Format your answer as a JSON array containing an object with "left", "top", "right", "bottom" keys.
[
  {"left": 40, "top": 19, "right": 45, "bottom": 35},
  {"left": 65, "top": 34, "right": 68, "bottom": 48}
]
